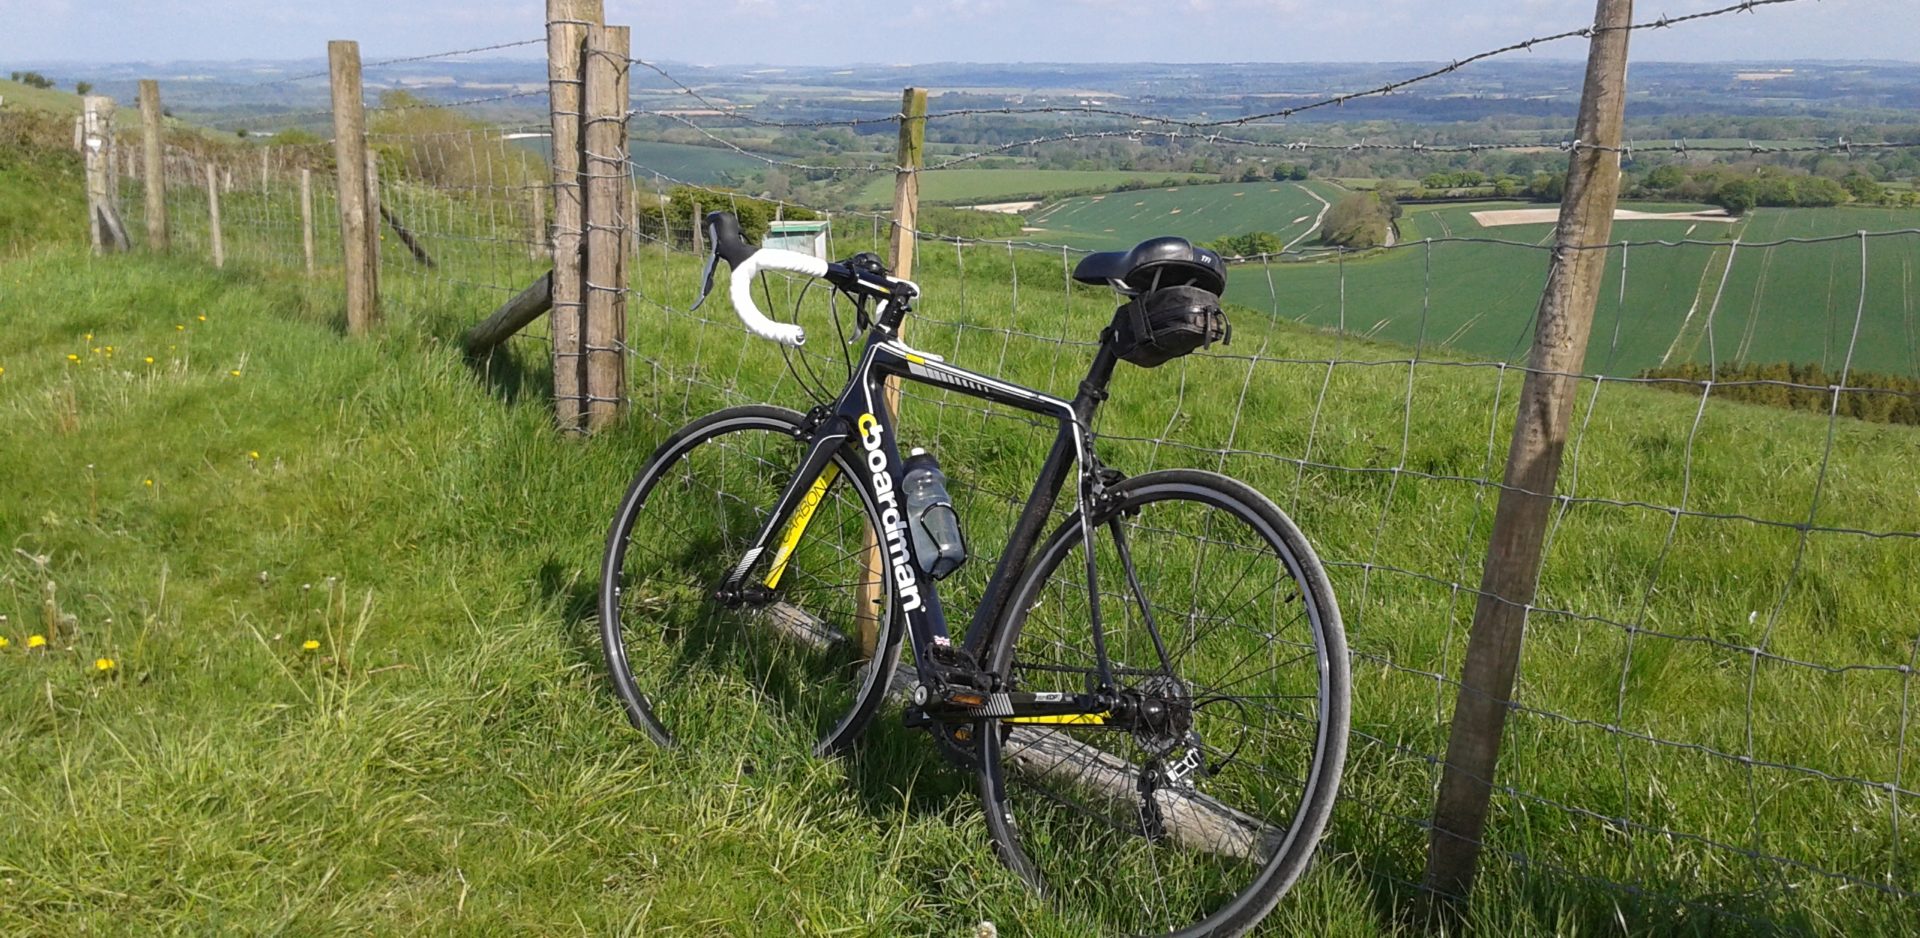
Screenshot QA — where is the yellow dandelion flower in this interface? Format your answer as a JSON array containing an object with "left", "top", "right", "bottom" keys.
[
  {"left": 92, "top": 347, "right": 101, "bottom": 354},
  {"left": 0, "top": 365, "right": 6, "bottom": 376},
  {"left": 143, "top": 478, "right": 154, "bottom": 487},
  {"left": 67, "top": 353, "right": 80, "bottom": 362},
  {"left": 302, "top": 639, "right": 321, "bottom": 651},
  {"left": 0, "top": 636, "right": 10, "bottom": 649},
  {"left": 144, "top": 356, "right": 155, "bottom": 364},
  {"left": 197, "top": 315, "right": 207, "bottom": 322},
  {"left": 95, "top": 657, "right": 116, "bottom": 672},
  {"left": 248, "top": 451, "right": 260, "bottom": 460},
  {"left": 229, "top": 370, "right": 242, "bottom": 377},
  {"left": 27, "top": 634, "right": 47, "bottom": 649},
  {"left": 105, "top": 346, "right": 114, "bottom": 353},
  {"left": 85, "top": 333, "right": 93, "bottom": 341},
  {"left": 176, "top": 324, "right": 185, "bottom": 331}
]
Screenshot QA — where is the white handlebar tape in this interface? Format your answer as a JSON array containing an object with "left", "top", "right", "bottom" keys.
[{"left": 729, "top": 248, "right": 829, "bottom": 347}]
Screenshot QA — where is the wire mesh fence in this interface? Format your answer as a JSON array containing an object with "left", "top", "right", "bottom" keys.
[
  {"left": 620, "top": 164, "right": 1920, "bottom": 928},
  {"left": 85, "top": 0, "right": 1920, "bottom": 928}
]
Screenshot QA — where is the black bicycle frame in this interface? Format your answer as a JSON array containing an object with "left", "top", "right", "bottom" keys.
[{"left": 719, "top": 324, "right": 1121, "bottom": 691}]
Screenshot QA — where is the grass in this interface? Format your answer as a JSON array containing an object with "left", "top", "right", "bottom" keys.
[
  {"left": 3, "top": 149, "right": 1919, "bottom": 935},
  {"left": 0, "top": 79, "right": 83, "bottom": 116},
  {"left": 1024, "top": 180, "right": 1347, "bottom": 252},
  {"left": 851, "top": 169, "right": 1203, "bottom": 208}
]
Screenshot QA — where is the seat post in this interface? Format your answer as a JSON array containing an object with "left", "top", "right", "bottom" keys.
[{"left": 1072, "top": 340, "right": 1120, "bottom": 424}]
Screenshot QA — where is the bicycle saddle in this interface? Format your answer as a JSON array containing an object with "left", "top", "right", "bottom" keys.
[{"left": 1072, "top": 236, "right": 1228, "bottom": 296}]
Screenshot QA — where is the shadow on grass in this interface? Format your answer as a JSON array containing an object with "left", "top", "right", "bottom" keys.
[
  {"left": 1329, "top": 825, "right": 1824, "bottom": 936},
  {"left": 466, "top": 341, "right": 555, "bottom": 406}
]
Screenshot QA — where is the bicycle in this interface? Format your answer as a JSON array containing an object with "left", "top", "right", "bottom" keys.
[{"left": 600, "top": 211, "right": 1349, "bottom": 937}]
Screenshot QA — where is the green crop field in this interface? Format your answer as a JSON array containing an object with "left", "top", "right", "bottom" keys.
[
  {"left": 851, "top": 169, "right": 1200, "bottom": 208},
  {"left": 1249, "top": 202, "right": 1920, "bottom": 378},
  {"left": 1026, "top": 179, "right": 1349, "bottom": 253},
  {"left": 624, "top": 139, "right": 769, "bottom": 185},
  {"left": 5, "top": 128, "right": 1919, "bottom": 935}
]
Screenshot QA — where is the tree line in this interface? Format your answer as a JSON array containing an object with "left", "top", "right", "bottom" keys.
[
  {"left": 1638, "top": 361, "right": 1920, "bottom": 426},
  {"left": 1632, "top": 163, "right": 1920, "bottom": 212}
]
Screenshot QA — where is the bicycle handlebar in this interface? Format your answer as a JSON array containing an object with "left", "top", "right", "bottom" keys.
[
  {"left": 697, "top": 210, "right": 827, "bottom": 348},
  {"left": 729, "top": 249, "right": 825, "bottom": 347}
]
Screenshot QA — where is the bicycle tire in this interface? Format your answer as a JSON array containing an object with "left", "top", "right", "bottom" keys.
[
  {"left": 599, "top": 404, "right": 902, "bottom": 756},
  {"left": 977, "top": 468, "right": 1348, "bottom": 938}
]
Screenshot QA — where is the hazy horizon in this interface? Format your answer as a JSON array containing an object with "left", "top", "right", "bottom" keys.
[{"left": 0, "top": 0, "right": 1914, "bottom": 68}]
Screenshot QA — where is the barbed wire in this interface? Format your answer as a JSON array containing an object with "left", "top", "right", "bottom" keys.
[
  {"left": 628, "top": 0, "right": 1811, "bottom": 133},
  {"left": 244, "top": 37, "right": 547, "bottom": 87},
  {"left": 117, "top": 0, "right": 1920, "bottom": 926}
]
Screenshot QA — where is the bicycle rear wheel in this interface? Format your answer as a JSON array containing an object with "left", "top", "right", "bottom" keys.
[
  {"left": 599, "top": 405, "right": 900, "bottom": 756},
  {"left": 978, "top": 469, "right": 1347, "bottom": 938}
]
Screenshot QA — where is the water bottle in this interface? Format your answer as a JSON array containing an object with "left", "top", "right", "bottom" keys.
[{"left": 902, "top": 448, "right": 967, "bottom": 580}]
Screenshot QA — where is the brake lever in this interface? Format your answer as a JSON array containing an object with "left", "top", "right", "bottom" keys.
[{"left": 690, "top": 244, "right": 722, "bottom": 312}]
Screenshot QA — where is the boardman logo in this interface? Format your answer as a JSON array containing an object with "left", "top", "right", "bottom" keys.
[{"left": 858, "top": 413, "right": 923, "bottom": 612}]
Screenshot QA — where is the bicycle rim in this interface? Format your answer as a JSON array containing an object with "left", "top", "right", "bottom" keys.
[
  {"left": 599, "top": 406, "right": 901, "bottom": 756},
  {"left": 978, "top": 470, "right": 1348, "bottom": 938}
]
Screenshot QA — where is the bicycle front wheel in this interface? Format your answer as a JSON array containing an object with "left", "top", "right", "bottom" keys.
[
  {"left": 599, "top": 404, "right": 901, "bottom": 756},
  {"left": 978, "top": 469, "right": 1348, "bottom": 938}
]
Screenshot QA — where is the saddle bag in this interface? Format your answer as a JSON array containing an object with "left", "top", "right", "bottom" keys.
[{"left": 1105, "top": 284, "right": 1231, "bottom": 368}]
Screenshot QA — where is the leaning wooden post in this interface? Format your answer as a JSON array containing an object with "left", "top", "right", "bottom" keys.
[
  {"left": 82, "top": 96, "right": 130, "bottom": 254},
  {"left": 854, "top": 86, "right": 929, "bottom": 655},
  {"left": 138, "top": 80, "right": 169, "bottom": 251},
  {"left": 299, "top": 168, "right": 315, "bottom": 276},
  {"left": 547, "top": 0, "right": 602, "bottom": 432},
  {"left": 205, "top": 163, "right": 224, "bottom": 268},
  {"left": 1423, "top": 0, "right": 1634, "bottom": 901},
  {"left": 582, "top": 24, "right": 630, "bottom": 430},
  {"left": 329, "top": 39, "right": 377, "bottom": 334}
]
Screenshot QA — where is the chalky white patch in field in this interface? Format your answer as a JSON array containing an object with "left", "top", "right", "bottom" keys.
[
  {"left": 1470, "top": 207, "right": 1736, "bottom": 227},
  {"left": 965, "top": 200, "right": 1041, "bottom": 214}
]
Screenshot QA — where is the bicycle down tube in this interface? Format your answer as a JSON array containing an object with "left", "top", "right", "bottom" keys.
[{"left": 719, "top": 330, "right": 1117, "bottom": 700}]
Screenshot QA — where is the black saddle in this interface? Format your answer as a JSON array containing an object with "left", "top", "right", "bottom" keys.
[{"left": 1072, "top": 236, "right": 1227, "bottom": 296}]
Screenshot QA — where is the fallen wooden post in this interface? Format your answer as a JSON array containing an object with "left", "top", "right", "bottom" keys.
[
  {"left": 379, "top": 205, "right": 436, "bottom": 268},
  {"left": 463, "top": 271, "right": 553, "bottom": 357},
  {"left": 758, "top": 599, "right": 1278, "bottom": 860}
]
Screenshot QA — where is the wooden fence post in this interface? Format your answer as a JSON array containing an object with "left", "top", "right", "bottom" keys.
[
  {"left": 365, "top": 148, "right": 383, "bottom": 297},
  {"left": 888, "top": 87, "right": 928, "bottom": 284},
  {"left": 300, "top": 168, "right": 315, "bottom": 276},
  {"left": 82, "top": 96, "right": 130, "bottom": 254},
  {"left": 548, "top": 0, "right": 603, "bottom": 432},
  {"left": 689, "top": 199, "right": 703, "bottom": 256},
  {"left": 582, "top": 24, "right": 630, "bottom": 430},
  {"left": 1423, "top": 0, "right": 1635, "bottom": 901},
  {"left": 529, "top": 185, "right": 548, "bottom": 260},
  {"left": 329, "top": 39, "right": 377, "bottom": 334},
  {"left": 205, "top": 163, "right": 224, "bottom": 268},
  {"left": 138, "top": 80, "right": 168, "bottom": 252},
  {"left": 853, "top": 86, "right": 929, "bottom": 655}
]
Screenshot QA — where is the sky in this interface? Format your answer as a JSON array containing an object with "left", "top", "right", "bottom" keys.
[{"left": 0, "top": 0, "right": 1914, "bottom": 66}]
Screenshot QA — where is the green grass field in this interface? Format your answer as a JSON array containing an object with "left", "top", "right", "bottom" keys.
[
  {"left": 4, "top": 143, "right": 1919, "bottom": 935},
  {"left": 1025, "top": 180, "right": 1349, "bottom": 253},
  {"left": 1251, "top": 202, "right": 1920, "bottom": 378},
  {"left": 0, "top": 79, "right": 83, "bottom": 116},
  {"left": 627, "top": 139, "right": 774, "bottom": 186},
  {"left": 852, "top": 169, "right": 1203, "bottom": 208}
]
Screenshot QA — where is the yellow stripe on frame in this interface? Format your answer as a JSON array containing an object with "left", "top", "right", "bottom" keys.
[
  {"left": 1005, "top": 713, "right": 1108, "bottom": 725},
  {"left": 763, "top": 463, "right": 841, "bottom": 589}
]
